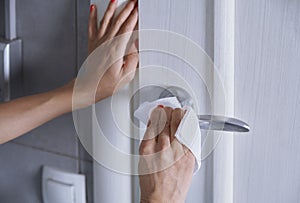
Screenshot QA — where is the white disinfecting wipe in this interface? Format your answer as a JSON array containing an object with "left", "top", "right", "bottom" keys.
[{"left": 134, "top": 97, "right": 202, "bottom": 174}]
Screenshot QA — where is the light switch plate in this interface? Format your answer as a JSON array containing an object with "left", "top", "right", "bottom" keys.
[
  {"left": 0, "top": 38, "right": 22, "bottom": 101},
  {"left": 42, "top": 166, "right": 86, "bottom": 203}
]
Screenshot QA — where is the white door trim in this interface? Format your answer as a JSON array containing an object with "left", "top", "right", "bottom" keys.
[{"left": 213, "top": 0, "right": 235, "bottom": 203}]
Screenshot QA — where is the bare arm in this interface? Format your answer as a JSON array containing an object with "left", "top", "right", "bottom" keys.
[
  {"left": 0, "top": 84, "right": 73, "bottom": 144},
  {"left": 0, "top": 0, "right": 138, "bottom": 144}
]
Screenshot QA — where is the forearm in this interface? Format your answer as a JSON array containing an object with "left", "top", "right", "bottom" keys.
[
  {"left": 140, "top": 194, "right": 185, "bottom": 203},
  {"left": 0, "top": 82, "right": 73, "bottom": 144}
]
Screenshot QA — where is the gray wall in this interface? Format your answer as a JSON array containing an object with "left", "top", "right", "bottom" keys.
[
  {"left": 0, "top": 0, "right": 4, "bottom": 38},
  {"left": 234, "top": 0, "right": 300, "bottom": 202},
  {"left": 0, "top": 0, "right": 93, "bottom": 202}
]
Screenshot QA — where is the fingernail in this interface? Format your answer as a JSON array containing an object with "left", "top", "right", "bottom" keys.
[
  {"left": 111, "top": 0, "right": 116, "bottom": 3},
  {"left": 158, "top": 105, "right": 164, "bottom": 108},
  {"left": 90, "top": 4, "right": 95, "bottom": 13}
]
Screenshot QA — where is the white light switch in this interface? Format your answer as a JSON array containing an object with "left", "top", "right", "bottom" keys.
[
  {"left": 42, "top": 166, "right": 86, "bottom": 203},
  {"left": 45, "top": 179, "right": 75, "bottom": 203}
]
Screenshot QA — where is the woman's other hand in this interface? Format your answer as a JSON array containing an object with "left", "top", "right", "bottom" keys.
[
  {"left": 85, "top": 0, "right": 139, "bottom": 104},
  {"left": 139, "top": 107, "right": 195, "bottom": 203}
]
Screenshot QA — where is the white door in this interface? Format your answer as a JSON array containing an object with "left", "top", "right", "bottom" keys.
[
  {"left": 234, "top": 0, "right": 300, "bottom": 202},
  {"left": 91, "top": 0, "right": 238, "bottom": 202}
]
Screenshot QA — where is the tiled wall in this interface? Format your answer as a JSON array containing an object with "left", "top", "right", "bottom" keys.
[{"left": 0, "top": 0, "right": 93, "bottom": 202}]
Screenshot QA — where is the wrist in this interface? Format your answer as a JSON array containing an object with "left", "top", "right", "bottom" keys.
[
  {"left": 140, "top": 194, "right": 185, "bottom": 203},
  {"left": 49, "top": 80, "right": 74, "bottom": 114}
]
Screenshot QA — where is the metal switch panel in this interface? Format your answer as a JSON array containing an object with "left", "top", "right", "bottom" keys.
[
  {"left": 0, "top": 0, "right": 21, "bottom": 102},
  {"left": 0, "top": 38, "right": 22, "bottom": 102}
]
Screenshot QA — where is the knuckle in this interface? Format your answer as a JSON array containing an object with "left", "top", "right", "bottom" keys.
[
  {"left": 161, "top": 142, "right": 169, "bottom": 150},
  {"left": 162, "top": 132, "right": 170, "bottom": 139},
  {"left": 139, "top": 144, "right": 151, "bottom": 155},
  {"left": 139, "top": 146, "right": 151, "bottom": 155},
  {"left": 115, "top": 18, "right": 123, "bottom": 27},
  {"left": 139, "top": 144, "right": 145, "bottom": 154}
]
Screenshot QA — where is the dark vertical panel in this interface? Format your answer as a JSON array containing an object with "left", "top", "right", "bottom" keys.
[
  {"left": 16, "top": 0, "right": 77, "bottom": 94},
  {"left": 0, "top": 0, "right": 4, "bottom": 38},
  {"left": 12, "top": 0, "right": 78, "bottom": 157},
  {"left": 76, "top": 0, "right": 89, "bottom": 69}
]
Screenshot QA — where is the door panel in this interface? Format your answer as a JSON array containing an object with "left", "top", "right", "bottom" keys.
[
  {"left": 234, "top": 0, "right": 300, "bottom": 202},
  {"left": 139, "top": 1, "right": 214, "bottom": 202}
]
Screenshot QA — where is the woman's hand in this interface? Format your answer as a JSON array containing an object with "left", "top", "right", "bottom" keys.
[
  {"left": 85, "top": 0, "right": 139, "bottom": 104},
  {"left": 139, "top": 106, "right": 195, "bottom": 203}
]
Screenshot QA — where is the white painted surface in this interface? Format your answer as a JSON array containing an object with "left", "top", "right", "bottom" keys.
[
  {"left": 234, "top": 0, "right": 300, "bottom": 202},
  {"left": 92, "top": 1, "right": 133, "bottom": 203},
  {"left": 139, "top": 1, "right": 215, "bottom": 202},
  {"left": 213, "top": 0, "right": 235, "bottom": 203}
]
